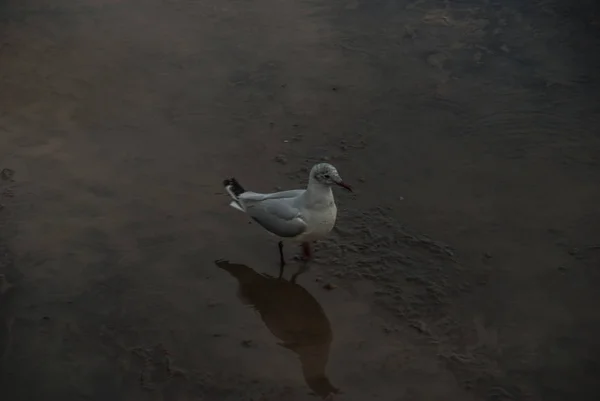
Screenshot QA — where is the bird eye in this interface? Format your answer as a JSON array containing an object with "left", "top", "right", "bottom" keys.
[{"left": 324, "top": 174, "right": 330, "bottom": 179}]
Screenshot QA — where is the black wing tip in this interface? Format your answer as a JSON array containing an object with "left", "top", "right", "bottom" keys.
[{"left": 223, "top": 177, "right": 246, "bottom": 196}]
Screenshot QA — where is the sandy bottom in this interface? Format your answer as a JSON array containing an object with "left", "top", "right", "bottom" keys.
[{"left": 1, "top": 0, "right": 600, "bottom": 400}]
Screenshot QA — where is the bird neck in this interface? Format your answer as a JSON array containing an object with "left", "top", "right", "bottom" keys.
[{"left": 304, "top": 179, "right": 334, "bottom": 208}]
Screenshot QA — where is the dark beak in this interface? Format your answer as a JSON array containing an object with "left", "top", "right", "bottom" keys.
[{"left": 336, "top": 181, "right": 353, "bottom": 192}]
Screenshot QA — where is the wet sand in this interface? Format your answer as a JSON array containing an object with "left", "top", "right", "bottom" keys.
[{"left": 1, "top": 0, "right": 600, "bottom": 400}]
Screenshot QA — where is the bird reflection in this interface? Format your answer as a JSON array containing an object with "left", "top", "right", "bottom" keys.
[{"left": 215, "top": 260, "right": 339, "bottom": 398}]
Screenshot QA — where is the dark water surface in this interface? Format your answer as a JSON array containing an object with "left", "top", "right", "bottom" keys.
[{"left": 1, "top": 0, "right": 600, "bottom": 400}]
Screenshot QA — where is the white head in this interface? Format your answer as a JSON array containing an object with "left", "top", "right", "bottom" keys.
[{"left": 309, "top": 163, "right": 352, "bottom": 192}]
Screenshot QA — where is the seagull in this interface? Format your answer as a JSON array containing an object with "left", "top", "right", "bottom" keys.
[{"left": 223, "top": 163, "right": 352, "bottom": 274}]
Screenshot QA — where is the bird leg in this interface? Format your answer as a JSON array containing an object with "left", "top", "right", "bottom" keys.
[
  {"left": 290, "top": 261, "right": 309, "bottom": 283},
  {"left": 278, "top": 241, "right": 285, "bottom": 278},
  {"left": 301, "top": 242, "right": 312, "bottom": 261}
]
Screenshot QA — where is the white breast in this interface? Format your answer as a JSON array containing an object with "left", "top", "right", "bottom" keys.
[{"left": 296, "top": 202, "right": 337, "bottom": 242}]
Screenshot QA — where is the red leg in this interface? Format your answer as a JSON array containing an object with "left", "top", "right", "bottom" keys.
[{"left": 301, "top": 242, "right": 312, "bottom": 260}]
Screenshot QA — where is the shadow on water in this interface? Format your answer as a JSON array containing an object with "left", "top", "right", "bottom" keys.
[{"left": 215, "top": 259, "right": 340, "bottom": 399}]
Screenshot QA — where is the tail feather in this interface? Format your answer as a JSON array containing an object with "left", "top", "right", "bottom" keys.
[
  {"left": 223, "top": 178, "right": 246, "bottom": 196},
  {"left": 223, "top": 177, "right": 246, "bottom": 212},
  {"left": 229, "top": 201, "right": 245, "bottom": 211}
]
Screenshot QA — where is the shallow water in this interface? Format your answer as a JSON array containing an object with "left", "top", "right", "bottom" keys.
[{"left": 1, "top": 0, "right": 600, "bottom": 400}]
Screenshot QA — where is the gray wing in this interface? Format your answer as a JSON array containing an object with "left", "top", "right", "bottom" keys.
[
  {"left": 245, "top": 198, "right": 307, "bottom": 238},
  {"left": 239, "top": 189, "right": 305, "bottom": 202}
]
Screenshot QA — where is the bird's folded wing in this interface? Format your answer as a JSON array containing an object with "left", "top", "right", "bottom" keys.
[
  {"left": 246, "top": 198, "right": 307, "bottom": 238},
  {"left": 239, "top": 189, "right": 305, "bottom": 202}
]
